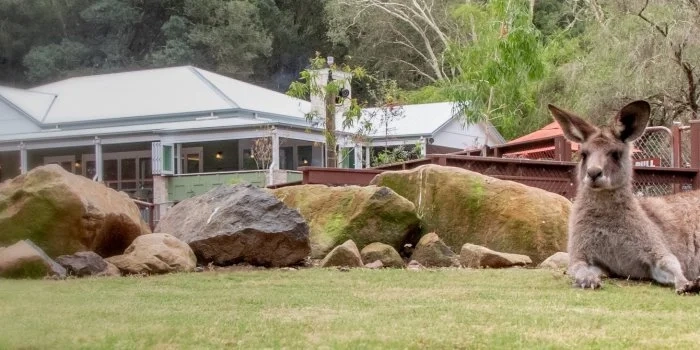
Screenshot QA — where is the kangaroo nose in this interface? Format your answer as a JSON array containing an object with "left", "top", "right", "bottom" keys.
[{"left": 587, "top": 167, "right": 602, "bottom": 180}]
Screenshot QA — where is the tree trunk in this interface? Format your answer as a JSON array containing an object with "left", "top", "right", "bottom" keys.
[{"left": 325, "top": 89, "right": 338, "bottom": 168}]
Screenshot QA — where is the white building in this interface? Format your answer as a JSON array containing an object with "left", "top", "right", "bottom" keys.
[{"left": 0, "top": 65, "right": 504, "bottom": 209}]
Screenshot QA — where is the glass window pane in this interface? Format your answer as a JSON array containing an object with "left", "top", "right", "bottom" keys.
[
  {"left": 86, "top": 161, "right": 96, "bottom": 179},
  {"left": 104, "top": 159, "right": 118, "bottom": 181},
  {"left": 186, "top": 153, "right": 200, "bottom": 173},
  {"left": 121, "top": 159, "right": 136, "bottom": 180},
  {"left": 162, "top": 145, "right": 173, "bottom": 172},
  {"left": 140, "top": 157, "right": 152, "bottom": 179}
]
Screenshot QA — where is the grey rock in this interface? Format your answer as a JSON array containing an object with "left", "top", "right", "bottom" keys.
[
  {"left": 56, "top": 251, "right": 111, "bottom": 277},
  {"left": 156, "top": 184, "right": 310, "bottom": 267}
]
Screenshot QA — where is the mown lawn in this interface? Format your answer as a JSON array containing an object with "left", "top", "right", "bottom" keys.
[{"left": 1, "top": 268, "right": 699, "bottom": 349}]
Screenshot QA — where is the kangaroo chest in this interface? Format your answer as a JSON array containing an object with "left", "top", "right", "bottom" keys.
[{"left": 572, "top": 205, "right": 661, "bottom": 279}]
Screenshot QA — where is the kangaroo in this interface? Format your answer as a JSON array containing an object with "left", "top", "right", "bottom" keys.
[{"left": 548, "top": 100, "right": 700, "bottom": 294}]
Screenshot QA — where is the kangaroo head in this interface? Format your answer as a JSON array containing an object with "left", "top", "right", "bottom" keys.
[{"left": 547, "top": 101, "right": 651, "bottom": 191}]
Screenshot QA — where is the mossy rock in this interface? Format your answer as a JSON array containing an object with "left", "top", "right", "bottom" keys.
[
  {"left": 360, "top": 242, "right": 405, "bottom": 268},
  {"left": 270, "top": 185, "right": 419, "bottom": 258},
  {"left": 370, "top": 164, "right": 571, "bottom": 264},
  {"left": 0, "top": 165, "right": 150, "bottom": 258}
]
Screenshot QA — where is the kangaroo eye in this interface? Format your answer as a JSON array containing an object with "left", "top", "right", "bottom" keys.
[
  {"left": 610, "top": 151, "right": 622, "bottom": 161},
  {"left": 580, "top": 151, "right": 589, "bottom": 160}
]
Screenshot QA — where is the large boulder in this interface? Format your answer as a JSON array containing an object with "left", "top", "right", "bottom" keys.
[
  {"left": 0, "top": 165, "right": 150, "bottom": 258},
  {"left": 459, "top": 243, "right": 532, "bottom": 268},
  {"left": 320, "top": 240, "right": 363, "bottom": 268},
  {"left": 410, "top": 232, "right": 460, "bottom": 268},
  {"left": 270, "top": 185, "right": 419, "bottom": 258},
  {"left": 371, "top": 164, "right": 571, "bottom": 264},
  {"left": 360, "top": 242, "right": 405, "bottom": 268},
  {"left": 56, "top": 251, "right": 119, "bottom": 277},
  {"left": 0, "top": 240, "right": 66, "bottom": 279},
  {"left": 105, "top": 233, "right": 196, "bottom": 275},
  {"left": 156, "top": 184, "right": 310, "bottom": 267}
]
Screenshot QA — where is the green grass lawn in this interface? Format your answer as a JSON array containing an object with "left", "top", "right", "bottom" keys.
[{"left": 1, "top": 268, "right": 699, "bottom": 349}]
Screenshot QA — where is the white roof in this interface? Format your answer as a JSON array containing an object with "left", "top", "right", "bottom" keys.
[
  {"left": 0, "top": 116, "right": 271, "bottom": 143},
  {"left": 194, "top": 69, "right": 310, "bottom": 119},
  {"left": 0, "top": 86, "right": 56, "bottom": 122},
  {"left": 20, "top": 66, "right": 310, "bottom": 124},
  {"left": 349, "top": 102, "right": 458, "bottom": 136}
]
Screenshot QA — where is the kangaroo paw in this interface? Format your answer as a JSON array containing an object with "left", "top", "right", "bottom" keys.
[
  {"left": 676, "top": 277, "right": 700, "bottom": 295},
  {"left": 574, "top": 273, "right": 602, "bottom": 290}
]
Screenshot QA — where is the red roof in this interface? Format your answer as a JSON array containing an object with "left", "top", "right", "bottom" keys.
[
  {"left": 503, "top": 122, "right": 579, "bottom": 158},
  {"left": 508, "top": 122, "right": 569, "bottom": 144}
]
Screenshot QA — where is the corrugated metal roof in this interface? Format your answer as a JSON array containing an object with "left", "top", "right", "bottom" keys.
[
  {"left": 30, "top": 66, "right": 237, "bottom": 124},
  {"left": 0, "top": 86, "right": 56, "bottom": 122},
  {"left": 348, "top": 102, "right": 461, "bottom": 136},
  {"left": 194, "top": 68, "right": 310, "bottom": 119},
  {"left": 0, "top": 116, "right": 270, "bottom": 142}
]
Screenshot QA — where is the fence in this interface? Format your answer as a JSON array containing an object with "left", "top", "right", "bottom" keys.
[{"left": 294, "top": 121, "right": 700, "bottom": 199}]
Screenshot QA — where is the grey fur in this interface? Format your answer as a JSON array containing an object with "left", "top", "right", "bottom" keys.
[{"left": 548, "top": 100, "right": 700, "bottom": 294}]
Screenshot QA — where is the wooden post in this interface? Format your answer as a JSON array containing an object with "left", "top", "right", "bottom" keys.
[
  {"left": 672, "top": 122, "right": 682, "bottom": 193},
  {"left": 554, "top": 136, "right": 572, "bottom": 161},
  {"left": 302, "top": 167, "right": 310, "bottom": 184},
  {"left": 690, "top": 120, "right": 700, "bottom": 190}
]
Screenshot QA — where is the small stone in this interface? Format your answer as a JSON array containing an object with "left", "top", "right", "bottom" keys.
[
  {"left": 407, "top": 260, "right": 424, "bottom": 270},
  {"left": 0, "top": 240, "right": 66, "bottom": 279},
  {"left": 538, "top": 252, "right": 569, "bottom": 270},
  {"left": 364, "top": 260, "right": 384, "bottom": 269},
  {"left": 361, "top": 242, "right": 405, "bottom": 268},
  {"left": 410, "top": 233, "right": 460, "bottom": 268},
  {"left": 56, "top": 251, "right": 111, "bottom": 277},
  {"left": 321, "top": 240, "right": 363, "bottom": 268},
  {"left": 459, "top": 243, "right": 532, "bottom": 269},
  {"left": 106, "top": 233, "right": 197, "bottom": 275}
]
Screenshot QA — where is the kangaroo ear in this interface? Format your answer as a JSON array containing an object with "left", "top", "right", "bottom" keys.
[
  {"left": 613, "top": 100, "right": 650, "bottom": 143},
  {"left": 547, "top": 104, "right": 597, "bottom": 143}
]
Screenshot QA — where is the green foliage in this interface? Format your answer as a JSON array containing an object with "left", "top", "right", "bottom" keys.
[
  {"left": 286, "top": 53, "right": 404, "bottom": 166},
  {"left": 23, "top": 40, "right": 91, "bottom": 82},
  {"left": 372, "top": 143, "right": 423, "bottom": 166},
  {"left": 405, "top": 0, "right": 548, "bottom": 140},
  {"left": 539, "top": 0, "right": 700, "bottom": 127}
]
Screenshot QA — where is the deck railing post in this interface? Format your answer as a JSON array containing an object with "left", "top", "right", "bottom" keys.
[
  {"left": 689, "top": 120, "right": 700, "bottom": 190},
  {"left": 554, "top": 136, "right": 572, "bottom": 162},
  {"left": 302, "top": 167, "right": 310, "bottom": 185},
  {"left": 672, "top": 122, "right": 682, "bottom": 193}
]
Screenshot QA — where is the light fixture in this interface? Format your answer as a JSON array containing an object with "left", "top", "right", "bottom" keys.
[
  {"left": 215, "top": 151, "right": 223, "bottom": 159},
  {"left": 302, "top": 159, "right": 308, "bottom": 165},
  {"left": 75, "top": 161, "right": 81, "bottom": 168}
]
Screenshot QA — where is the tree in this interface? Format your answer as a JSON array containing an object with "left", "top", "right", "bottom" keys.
[
  {"left": 540, "top": 0, "right": 700, "bottom": 127},
  {"left": 287, "top": 53, "right": 406, "bottom": 167},
  {"left": 405, "top": 0, "right": 548, "bottom": 140},
  {"left": 325, "top": 0, "right": 465, "bottom": 87}
]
